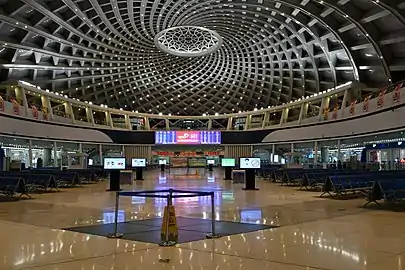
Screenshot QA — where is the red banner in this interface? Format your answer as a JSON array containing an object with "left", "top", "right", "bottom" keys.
[
  {"left": 332, "top": 105, "right": 339, "bottom": 119},
  {"left": 175, "top": 131, "right": 200, "bottom": 144},
  {"left": 393, "top": 82, "right": 403, "bottom": 103},
  {"left": 350, "top": 100, "right": 357, "bottom": 115},
  {"left": 11, "top": 98, "right": 19, "bottom": 115},
  {"left": 377, "top": 89, "right": 386, "bottom": 108},
  {"left": 363, "top": 96, "right": 371, "bottom": 112},
  {"left": 31, "top": 105, "right": 38, "bottom": 119},
  {"left": 0, "top": 96, "right": 4, "bottom": 112}
]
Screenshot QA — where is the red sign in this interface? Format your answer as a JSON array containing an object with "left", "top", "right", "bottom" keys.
[
  {"left": 11, "top": 98, "right": 19, "bottom": 115},
  {"left": 363, "top": 96, "right": 371, "bottom": 112},
  {"left": 32, "top": 105, "right": 38, "bottom": 119},
  {"left": 0, "top": 97, "right": 4, "bottom": 111},
  {"left": 377, "top": 89, "right": 386, "bottom": 108},
  {"left": 393, "top": 82, "right": 403, "bottom": 103},
  {"left": 176, "top": 131, "right": 200, "bottom": 144},
  {"left": 350, "top": 100, "right": 357, "bottom": 115}
]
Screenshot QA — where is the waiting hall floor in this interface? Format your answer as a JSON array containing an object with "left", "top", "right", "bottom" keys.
[{"left": 1, "top": 169, "right": 405, "bottom": 269}]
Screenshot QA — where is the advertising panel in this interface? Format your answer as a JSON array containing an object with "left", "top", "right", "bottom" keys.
[
  {"left": 131, "top": 158, "right": 146, "bottom": 167},
  {"left": 103, "top": 157, "right": 126, "bottom": 170},
  {"left": 239, "top": 157, "right": 261, "bottom": 169},
  {"left": 221, "top": 158, "right": 236, "bottom": 167},
  {"left": 176, "top": 131, "right": 200, "bottom": 144}
]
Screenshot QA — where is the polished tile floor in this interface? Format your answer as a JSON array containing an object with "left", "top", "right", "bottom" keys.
[{"left": 0, "top": 168, "right": 405, "bottom": 269}]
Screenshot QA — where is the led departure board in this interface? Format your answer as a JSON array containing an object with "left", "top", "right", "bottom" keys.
[{"left": 155, "top": 131, "right": 221, "bottom": 144}]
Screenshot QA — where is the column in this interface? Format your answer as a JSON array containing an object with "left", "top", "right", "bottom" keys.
[
  {"left": 124, "top": 114, "right": 131, "bottom": 130},
  {"left": 321, "top": 147, "right": 329, "bottom": 164},
  {"left": 28, "top": 139, "right": 33, "bottom": 168},
  {"left": 78, "top": 143, "right": 83, "bottom": 153},
  {"left": 86, "top": 107, "right": 95, "bottom": 126},
  {"left": 291, "top": 143, "right": 294, "bottom": 153},
  {"left": 41, "top": 95, "right": 53, "bottom": 120},
  {"left": 64, "top": 102, "right": 75, "bottom": 123},
  {"left": 53, "top": 141, "right": 58, "bottom": 167},
  {"left": 280, "top": 108, "right": 289, "bottom": 125},
  {"left": 298, "top": 103, "right": 308, "bottom": 124},
  {"left": 262, "top": 112, "right": 270, "bottom": 128},
  {"left": 144, "top": 117, "right": 150, "bottom": 130},
  {"left": 337, "top": 139, "right": 341, "bottom": 161},
  {"left": 105, "top": 112, "right": 113, "bottom": 128},
  {"left": 341, "top": 89, "right": 349, "bottom": 117},
  {"left": 99, "top": 144, "right": 103, "bottom": 165},
  {"left": 15, "top": 87, "right": 29, "bottom": 116},
  {"left": 319, "top": 97, "right": 330, "bottom": 121},
  {"left": 165, "top": 119, "right": 170, "bottom": 130},
  {"left": 244, "top": 115, "right": 252, "bottom": 130},
  {"left": 314, "top": 141, "right": 318, "bottom": 165},
  {"left": 208, "top": 119, "right": 213, "bottom": 130},
  {"left": 271, "top": 144, "right": 275, "bottom": 163},
  {"left": 121, "top": 145, "right": 125, "bottom": 156},
  {"left": 227, "top": 117, "right": 233, "bottom": 130}
]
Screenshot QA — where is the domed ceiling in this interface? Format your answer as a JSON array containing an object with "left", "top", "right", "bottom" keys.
[{"left": 0, "top": 0, "right": 404, "bottom": 116}]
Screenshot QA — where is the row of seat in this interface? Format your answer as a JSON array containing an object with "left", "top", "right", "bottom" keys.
[{"left": 0, "top": 167, "right": 103, "bottom": 199}]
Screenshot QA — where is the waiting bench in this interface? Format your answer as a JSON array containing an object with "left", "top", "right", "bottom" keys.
[
  {"left": 0, "top": 177, "right": 31, "bottom": 199},
  {"left": 365, "top": 179, "right": 405, "bottom": 206}
]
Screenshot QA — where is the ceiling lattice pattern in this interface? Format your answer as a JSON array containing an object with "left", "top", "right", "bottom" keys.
[{"left": 0, "top": 0, "right": 404, "bottom": 115}]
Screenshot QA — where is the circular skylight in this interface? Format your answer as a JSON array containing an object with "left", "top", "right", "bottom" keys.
[{"left": 154, "top": 26, "right": 223, "bottom": 57}]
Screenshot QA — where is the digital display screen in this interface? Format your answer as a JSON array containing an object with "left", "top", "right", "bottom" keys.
[
  {"left": 103, "top": 157, "right": 126, "bottom": 170},
  {"left": 240, "top": 158, "right": 261, "bottom": 169},
  {"left": 155, "top": 131, "right": 221, "bottom": 144},
  {"left": 132, "top": 158, "right": 146, "bottom": 167},
  {"left": 158, "top": 160, "right": 167, "bottom": 165},
  {"left": 221, "top": 158, "right": 235, "bottom": 167},
  {"left": 88, "top": 159, "right": 93, "bottom": 166},
  {"left": 207, "top": 160, "right": 215, "bottom": 165}
]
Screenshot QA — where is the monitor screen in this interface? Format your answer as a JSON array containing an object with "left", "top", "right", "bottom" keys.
[
  {"left": 221, "top": 158, "right": 235, "bottom": 167},
  {"left": 158, "top": 160, "right": 167, "bottom": 165},
  {"left": 207, "top": 159, "right": 215, "bottom": 165},
  {"left": 239, "top": 157, "right": 261, "bottom": 169},
  {"left": 103, "top": 157, "right": 126, "bottom": 170},
  {"left": 132, "top": 158, "right": 146, "bottom": 167},
  {"left": 88, "top": 159, "right": 93, "bottom": 166},
  {"left": 155, "top": 131, "right": 221, "bottom": 144}
]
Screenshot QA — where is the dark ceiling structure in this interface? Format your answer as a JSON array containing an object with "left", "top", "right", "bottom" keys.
[{"left": 0, "top": 0, "right": 404, "bottom": 116}]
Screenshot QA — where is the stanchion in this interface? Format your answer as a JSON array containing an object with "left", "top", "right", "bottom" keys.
[
  {"left": 206, "top": 192, "right": 221, "bottom": 239},
  {"left": 160, "top": 192, "right": 177, "bottom": 246},
  {"left": 107, "top": 192, "right": 123, "bottom": 238}
]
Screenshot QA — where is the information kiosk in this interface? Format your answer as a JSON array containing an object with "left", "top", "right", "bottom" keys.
[
  {"left": 104, "top": 157, "right": 126, "bottom": 191},
  {"left": 240, "top": 157, "right": 261, "bottom": 190},
  {"left": 207, "top": 159, "right": 215, "bottom": 172},
  {"left": 221, "top": 158, "right": 235, "bottom": 180},
  {"left": 132, "top": 158, "right": 146, "bottom": 180}
]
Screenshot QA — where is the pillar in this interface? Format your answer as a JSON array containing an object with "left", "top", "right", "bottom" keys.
[
  {"left": 124, "top": 114, "right": 131, "bottom": 130},
  {"left": 165, "top": 119, "right": 170, "bottom": 130},
  {"left": 15, "top": 87, "right": 28, "bottom": 116},
  {"left": 271, "top": 144, "right": 275, "bottom": 163},
  {"left": 314, "top": 141, "right": 318, "bottom": 165},
  {"left": 291, "top": 143, "right": 294, "bottom": 153},
  {"left": 262, "top": 112, "right": 270, "bottom": 128},
  {"left": 64, "top": 102, "right": 75, "bottom": 123},
  {"left": 121, "top": 145, "right": 125, "bottom": 156},
  {"left": 341, "top": 89, "right": 349, "bottom": 117},
  {"left": 208, "top": 119, "right": 213, "bottom": 130},
  {"left": 144, "top": 117, "right": 150, "bottom": 130},
  {"left": 99, "top": 144, "right": 103, "bottom": 165},
  {"left": 319, "top": 97, "right": 330, "bottom": 120},
  {"left": 86, "top": 107, "right": 95, "bottom": 126},
  {"left": 298, "top": 103, "right": 308, "bottom": 124},
  {"left": 337, "top": 139, "right": 341, "bottom": 161},
  {"left": 280, "top": 108, "right": 289, "bottom": 125},
  {"left": 227, "top": 117, "right": 233, "bottom": 130},
  {"left": 244, "top": 115, "right": 252, "bottom": 130},
  {"left": 28, "top": 139, "right": 33, "bottom": 168},
  {"left": 53, "top": 141, "right": 58, "bottom": 167},
  {"left": 321, "top": 147, "right": 329, "bottom": 163},
  {"left": 78, "top": 143, "right": 82, "bottom": 153},
  {"left": 41, "top": 95, "right": 53, "bottom": 120}
]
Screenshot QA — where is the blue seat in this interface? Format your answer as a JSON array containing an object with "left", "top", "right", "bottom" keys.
[{"left": 0, "top": 177, "right": 31, "bottom": 199}]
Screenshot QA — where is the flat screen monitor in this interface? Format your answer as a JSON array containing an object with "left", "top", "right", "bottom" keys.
[
  {"left": 207, "top": 159, "right": 215, "bottom": 165},
  {"left": 103, "top": 157, "right": 126, "bottom": 170},
  {"left": 132, "top": 158, "right": 146, "bottom": 168},
  {"left": 221, "top": 158, "right": 235, "bottom": 167},
  {"left": 158, "top": 160, "right": 167, "bottom": 165},
  {"left": 239, "top": 157, "right": 261, "bottom": 169}
]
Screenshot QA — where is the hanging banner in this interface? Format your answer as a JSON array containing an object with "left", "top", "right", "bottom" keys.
[
  {"left": 377, "top": 88, "right": 386, "bottom": 108},
  {"left": 31, "top": 105, "right": 38, "bottom": 119},
  {"left": 42, "top": 107, "right": 48, "bottom": 120},
  {"left": 11, "top": 98, "right": 20, "bottom": 115},
  {"left": 363, "top": 95, "right": 371, "bottom": 112},
  {"left": 0, "top": 96, "right": 4, "bottom": 112},
  {"left": 323, "top": 108, "right": 329, "bottom": 120},
  {"left": 350, "top": 100, "right": 357, "bottom": 116},
  {"left": 393, "top": 82, "right": 404, "bottom": 103},
  {"left": 332, "top": 105, "right": 339, "bottom": 119}
]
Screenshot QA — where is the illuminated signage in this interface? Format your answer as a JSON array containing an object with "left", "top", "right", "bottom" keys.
[{"left": 155, "top": 131, "right": 221, "bottom": 144}]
